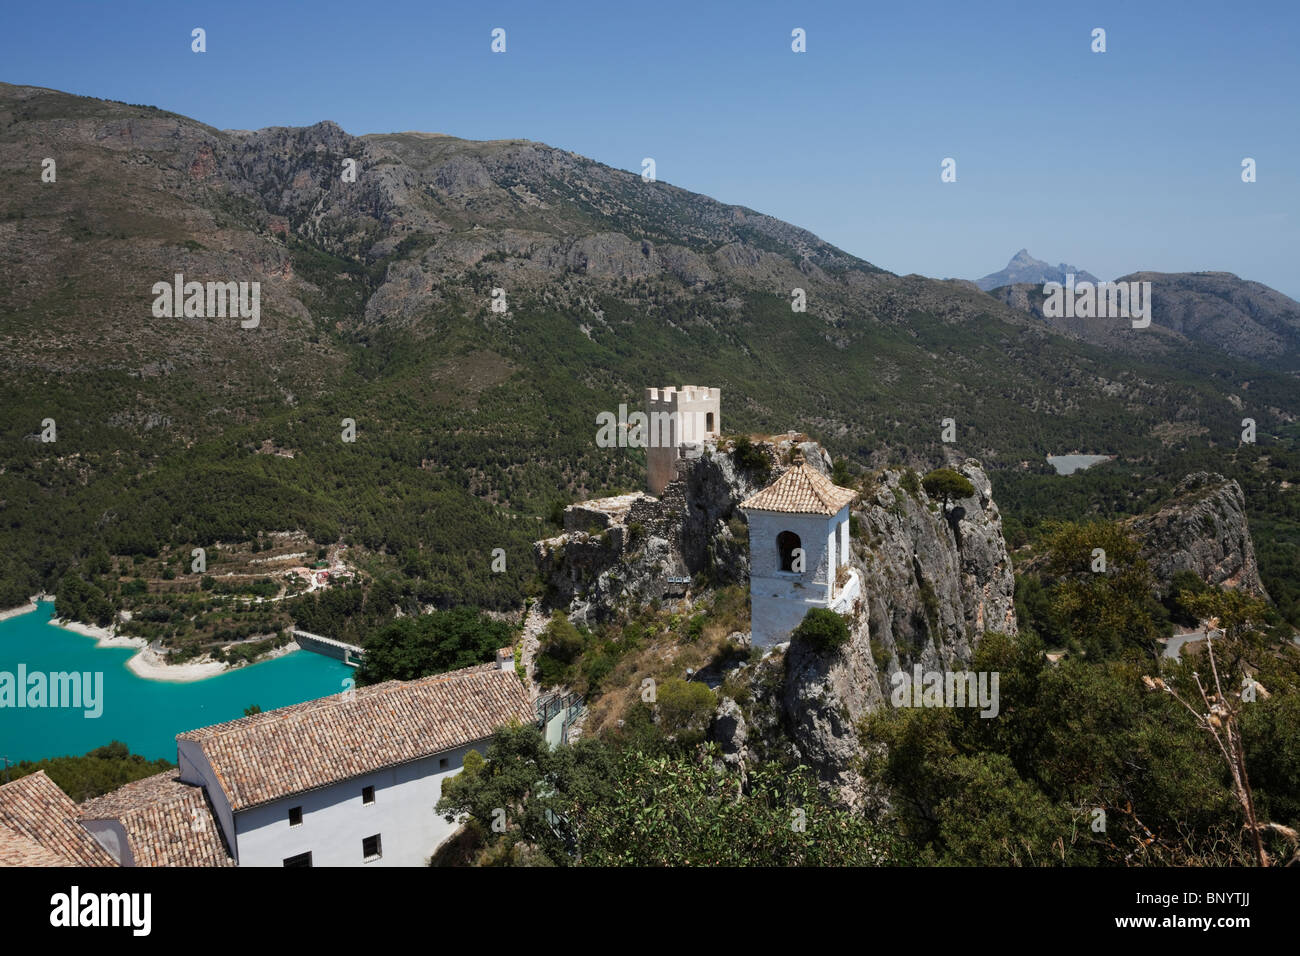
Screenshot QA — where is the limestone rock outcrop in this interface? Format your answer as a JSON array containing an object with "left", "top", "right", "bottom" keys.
[
  {"left": 1128, "top": 472, "right": 1269, "bottom": 598},
  {"left": 533, "top": 437, "right": 778, "bottom": 624},
  {"left": 777, "top": 457, "right": 1016, "bottom": 804}
]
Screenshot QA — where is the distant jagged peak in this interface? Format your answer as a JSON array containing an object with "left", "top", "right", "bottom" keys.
[{"left": 976, "top": 249, "right": 1100, "bottom": 291}]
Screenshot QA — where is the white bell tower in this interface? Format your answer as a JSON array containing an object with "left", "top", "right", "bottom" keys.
[{"left": 739, "top": 455, "right": 861, "bottom": 648}]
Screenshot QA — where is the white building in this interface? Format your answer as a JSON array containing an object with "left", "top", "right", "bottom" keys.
[
  {"left": 739, "top": 456, "right": 862, "bottom": 648},
  {"left": 167, "top": 661, "right": 533, "bottom": 867},
  {"left": 59, "top": 658, "right": 535, "bottom": 868}
]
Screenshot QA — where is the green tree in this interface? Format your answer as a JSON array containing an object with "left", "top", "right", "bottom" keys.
[
  {"left": 3, "top": 742, "right": 173, "bottom": 803},
  {"left": 1042, "top": 521, "right": 1164, "bottom": 660},
  {"left": 534, "top": 611, "right": 585, "bottom": 687},
  {"left": 831, "top": 458, "right": 852, "bottom": 486},
  {"left": 1152, "top": 587, "right": 1295, "bottom": 865},
  {"left": 355, "top": 606, "right": 512, "bottom": 685},
  {"left": 731, "top": 435, "right": 769, "bottom": 476},
  {"left": 653, "top": 678, "right": 715, "bottom": 742},
  {"left": 436, "top": 723, "right": 617, "bottom": 865},
  {"left": 574, "top": 748, "right": 912, "bottom": 866},
  {"left": 921, "top": 468, "right": 975, "bottom": 511}
]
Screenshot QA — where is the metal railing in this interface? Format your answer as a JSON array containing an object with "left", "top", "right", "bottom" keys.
[{"left": 536, "top": 691, "right": 586, "bottom": 744}]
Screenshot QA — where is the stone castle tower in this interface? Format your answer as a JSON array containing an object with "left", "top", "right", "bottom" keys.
[{"left": 645, "top": 386, "right": 721, "bottom": 496}]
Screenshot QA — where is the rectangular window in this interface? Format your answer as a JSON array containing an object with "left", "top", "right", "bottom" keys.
[
  {"left": 288, "top": 806, "right": 303, "bottom": 827},
  {"left": 362, "top": 785, "right": 375, "bottom": 805},
  {"left": 283, "top": 851, "right": 312, "bottom": 867},
  {"left": 362, "top": 834, "right": 382, "bottom": 861},
  {"left": 439, "top": 757, "right": 449, "bottom": 769}
]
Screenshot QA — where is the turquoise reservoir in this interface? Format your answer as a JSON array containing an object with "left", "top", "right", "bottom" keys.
[{"left": 0, "top": 602, "right": 352, "bottom": 763}]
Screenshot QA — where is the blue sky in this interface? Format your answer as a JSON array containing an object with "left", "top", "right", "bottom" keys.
[{"left": 4, "top": 0, "right": 1297, "bottom": 297}]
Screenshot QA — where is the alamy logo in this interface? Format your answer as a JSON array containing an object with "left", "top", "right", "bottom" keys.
[
  {"left": 50, "top": 886, "right": 151, "bottom": 936},
  {"left": 0, "top": 665, "right": 103, "bottom": 718},
  {"left": 595, "top": 405, "right": 711, "bottom": 453},
  {"left": 151, "top": 273, "right": 260, "bottom": 328},
  {"left": 1042, "top": 274, "right": 1151, "bottom": 328},
  {"left": 890, "top": 665, "right": 1000, "bottom": 717}
]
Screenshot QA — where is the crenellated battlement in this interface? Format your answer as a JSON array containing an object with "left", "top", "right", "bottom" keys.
[{"left": 645, "top": 385, "right": 721, "bottom": 407}]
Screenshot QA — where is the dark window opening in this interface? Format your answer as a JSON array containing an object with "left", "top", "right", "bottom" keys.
[
  {"left": 283, "top": 851, "right": 312, "bottom": 868},
  {"left": 363, "top": 834, "right": 382, "bottom": 861},
  {"left": 362, "top": 785, "right": 375, "bottom": 805},
  {"left": 777, "top": 531, "right": 802, "bottom": 572},
  {"left": 288, "top": 806, "right": 303, "bottom": 827}
]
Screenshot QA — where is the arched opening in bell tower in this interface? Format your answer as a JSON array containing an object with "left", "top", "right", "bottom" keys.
[{"left": 777, "top": 530, "right": 802, "bottom": 572}]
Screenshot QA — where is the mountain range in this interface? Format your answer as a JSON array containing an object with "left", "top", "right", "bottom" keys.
[{"left": 1, "top": 81, "right": 1298, "bottom": 614}]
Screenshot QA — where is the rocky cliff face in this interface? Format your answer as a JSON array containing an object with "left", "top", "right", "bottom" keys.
[
  {"left": 533, "top": 436, "right": 781, "bottom": 624},
  {"left": 534, "top": 439, "right": 1019, "bottom": 808},
  {"left": 1128, "top": 472, "right": 1269, "bottom": 598},
  {"left": 854, "top": 459, "right": 1018, "bottom": 670},
  {"left": 776, "top": 457, "right": 1017, "bottom": 805}
]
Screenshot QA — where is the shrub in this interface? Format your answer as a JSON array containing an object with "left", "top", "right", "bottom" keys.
[
  {"left": 582, "top": 651, "right": 615, "bottom": 692},
  {"left": 655, "top": 678, "right": 716, "bottom": 736},
  {"left": 732, "top": 436, "right": 769, "bottom": 475},
  {"left": 791, "top": 607, "right": 851, "bottom": 653},
  {"left": 535, "top": 612, "right": 585, "bottom": 687}
]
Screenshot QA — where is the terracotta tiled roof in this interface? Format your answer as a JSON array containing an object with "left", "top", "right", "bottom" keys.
[
  {"left": 0, "top": 771, "right": 115, "bottom": 866},
  {"left": 740, "top": 462, "right": 857, "bottom": 515},
  {"left": 79, "top": 771, "right": 234, "bottom": 867},
  {"left": 0, "top": 824, "right": 71, "bottom": 866},
  {"left": 177, "top": 666, "right": 533, "bottom": 812}
]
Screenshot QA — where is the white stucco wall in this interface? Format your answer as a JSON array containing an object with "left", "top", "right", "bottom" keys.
[
  {"left": 230, "top": 742, "right": 483, "bottom": 867},
  {"left": 178, "top": 738, "right": 237, "bottom": 863},
  {"left": 81, "top": 819, "right": 132, "bottom": 865},
  {"left": 744, "top": 505, "right": 851, "bottom": 648}
]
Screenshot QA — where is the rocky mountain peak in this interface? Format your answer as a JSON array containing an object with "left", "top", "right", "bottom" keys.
[{"left": 976, "top": 249, "right": 1100, "bottom": 291}]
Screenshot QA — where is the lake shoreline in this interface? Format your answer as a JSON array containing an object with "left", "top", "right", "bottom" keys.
[
  {"left": 1, "top": 597, "right": 306, "bottom": 684},
  {"left": 47, "top": 615, "right": 231, "bottom": 682},
  {"left": 123, "top": 639, "right": 302, "bottom": 683},
  {"left": 0, "top": 600, "right": 350, "bottom": 764},
  {"left": 0, "top": 592, "right": 53, "bottom": 622},
  {"left": 0, "top": 601, "right": 38, "bottom": 623}
]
